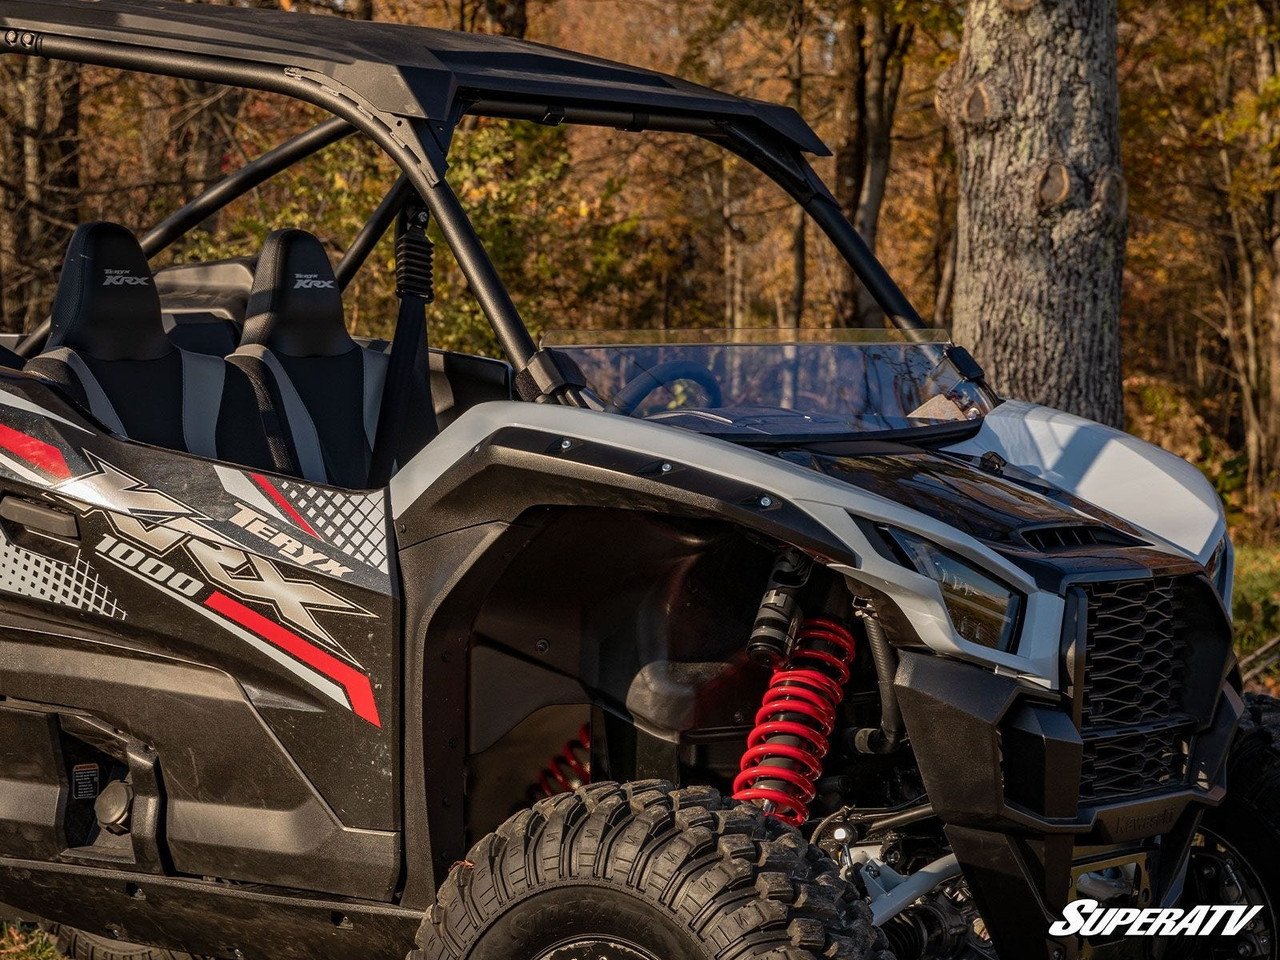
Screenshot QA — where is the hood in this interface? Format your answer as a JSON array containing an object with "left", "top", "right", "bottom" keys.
[{"left": 779, "top": 445, "right": 1187, "bottom": 590}]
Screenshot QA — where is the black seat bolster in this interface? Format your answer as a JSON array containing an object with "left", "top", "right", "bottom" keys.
[
  {"left": 231, "top": 344, "right": 377, "bottom": 488},
  {"left": 215, "top": 365, "right": 274, "bottom": 470},
  {"left": 227, "top": 350, "right": 304, "bottom": 478},
  {"left": 25, "top": 355, "right": 92, "bottom": 412},
  {"left": 234, "top": 229, "right": 390, "bottom": 488}
]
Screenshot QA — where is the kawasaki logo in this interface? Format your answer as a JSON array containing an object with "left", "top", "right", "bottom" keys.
[
  {"left": 293, "top": 274, "right": 335, "bottom": 290},
  {"left": 102, "top": 271, "right": 150, "bottom": 287},
  {"left": 1051, "top": 899, "right": 1263, "bottom": 937}
]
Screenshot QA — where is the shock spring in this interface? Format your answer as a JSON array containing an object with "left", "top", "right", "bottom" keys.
[
  {"left": 732, "top": 617, "right": 856, "bottom": 826},
  {"left": 537, "top": 724, "right": 591, "bottom": 797}
]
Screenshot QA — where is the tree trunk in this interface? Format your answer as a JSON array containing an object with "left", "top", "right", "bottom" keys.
[
  {"left": 832, "top": 4, "right": 913, "bottom": 327},
  {"left": 931, "top": 126, "right": 958, "bottom": 326},
  {"left": 939, "top": 0, "right": 1127, "bottom": 427},
  {"left": 485, "top": 0, "right": 527, "bottom": 37},
  {"left": 831, "top": 0, "right": 866, "bottom": 327},
  {"left": 0, "top": 59, "right": 81, "bottom": 334}
]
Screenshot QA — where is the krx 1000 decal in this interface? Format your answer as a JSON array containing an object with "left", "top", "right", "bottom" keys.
[{"left": 61, "top": 456, "right": 384, "bottom": 726}]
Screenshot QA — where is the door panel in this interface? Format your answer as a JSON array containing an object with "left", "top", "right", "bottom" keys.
[{"left": 0, "top": 371, "right": 400, "bottom": 895}]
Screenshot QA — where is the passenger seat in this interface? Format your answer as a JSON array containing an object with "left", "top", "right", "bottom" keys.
[
  {"left": 26, "top": 222, "right": 271, "bottom": 467},
  {"left": 229, "top": 229, "right": 387, "bottom": 489}
]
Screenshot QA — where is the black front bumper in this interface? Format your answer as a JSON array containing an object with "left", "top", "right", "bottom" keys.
[{"left": 895, "top": 570, "right": 1239, "bottom": 960}]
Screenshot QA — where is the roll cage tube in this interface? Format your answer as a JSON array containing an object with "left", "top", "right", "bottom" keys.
[
  {"left": 9, "top": 29, "right": 923, "bottom": 380},
  {"left": 14, "top": 115, "right": 357, "bottom": 358},
  {"left": 10, "top": 31, "right": 539, "bottom": 370}
]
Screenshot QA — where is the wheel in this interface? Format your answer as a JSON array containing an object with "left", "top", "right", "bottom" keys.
[
  {"left": 43, "top": 925, "right": 203, "bottom": 960},
  {"left": 1172, "top": 693, "right": 1280, "bottom": 959},
  {"left": 411, "top": 780, "right": 890, "bottom": 960}
]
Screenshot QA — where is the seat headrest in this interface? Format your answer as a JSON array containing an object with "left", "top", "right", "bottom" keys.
[
  {"left": 241, "top": 229, "right": 353, "bottom": 358},
  {"left": 48, "top": 222, "right": 170, "bottom": 362}
]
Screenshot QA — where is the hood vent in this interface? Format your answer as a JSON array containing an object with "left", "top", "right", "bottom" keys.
[{"left": 1021, "top": 525, "right": 1139, "bottom": 552}]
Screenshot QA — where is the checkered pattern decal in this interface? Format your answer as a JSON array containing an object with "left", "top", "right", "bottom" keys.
[
  {"left": 0, "top": 527, "right": 123, "bottom": 618},
  {"left": 275, "top": 482, "right": 389, "bottom": 573}
]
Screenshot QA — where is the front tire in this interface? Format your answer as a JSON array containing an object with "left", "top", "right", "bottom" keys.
[
  {"left": 412, "top": 780, "right": 889, "bottom": 960},
  {"left": 1175, "top": 694, "right": 1280, "bottom": 959},
  {"left": 44, "top": 925, "right": 201, "bottom": 960}
]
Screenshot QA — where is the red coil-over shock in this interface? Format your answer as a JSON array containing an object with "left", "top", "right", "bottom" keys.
[
  {"left": 537, "top": 724, "right": 592, "bottom": 797},
  {"left": 732, "top": 618, "right": 856, "bottom": 826}
]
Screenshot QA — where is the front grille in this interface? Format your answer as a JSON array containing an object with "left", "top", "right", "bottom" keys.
[
  {"left": 1079, "top": 726, "right": 1189, "bottom": 805},
  {"left": 1081, "top": 578, "right": 1190, "bottom": 730},
  {"left": 1076, "top": 577, "right": 1195, "bottom": 805}
]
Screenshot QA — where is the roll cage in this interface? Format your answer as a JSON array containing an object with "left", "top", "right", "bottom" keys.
[{"left": 0, "top": 0, "right": 925, "bottom": 392}]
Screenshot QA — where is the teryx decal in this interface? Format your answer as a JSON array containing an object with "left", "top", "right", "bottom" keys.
[
  {"left": 229, "top": 502, "right": 350, "bottom": 577},
  {"left": 58, "top": 456, "right": 380, "bottom": 725}
]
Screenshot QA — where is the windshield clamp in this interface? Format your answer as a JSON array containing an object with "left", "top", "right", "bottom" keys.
[
  {"left": 515, "top": 349, "right": 588, "bottom": 403},
  {"left": 945, "top": 345, "right": 986, "bottom": 385}
]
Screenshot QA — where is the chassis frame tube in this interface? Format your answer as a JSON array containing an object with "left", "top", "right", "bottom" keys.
[
  {"left": 336, "top": 174, "right": 413, "bottom": 291},
  {"left": 140, "top": 116, "right": 355, "bottom": 258}
]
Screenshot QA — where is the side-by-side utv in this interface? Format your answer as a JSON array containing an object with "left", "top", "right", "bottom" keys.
[{"left": 0, "top": 3, "right": 1271, "bottom": 960}]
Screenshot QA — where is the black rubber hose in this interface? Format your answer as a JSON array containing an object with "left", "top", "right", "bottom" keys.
[{"left": 852, "top": 612, "right": 906, "bottom": 754}]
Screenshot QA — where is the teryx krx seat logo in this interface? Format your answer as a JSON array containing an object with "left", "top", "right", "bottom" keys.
[
  {"left": 102, "top": 269, "right": 150, "bottom": 286},
  {"left": 293, "top": 273, "right": 335, "bottom": 290}
]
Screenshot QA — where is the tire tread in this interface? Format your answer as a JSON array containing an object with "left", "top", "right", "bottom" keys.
[{"left": 410, "top": 781, "right": 890, "bottom": 960}]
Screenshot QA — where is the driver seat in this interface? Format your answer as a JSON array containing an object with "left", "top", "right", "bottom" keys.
[
  {"left": 228, "top": 229, "right": 388, "bottom": 488},
  {"left": 25, "top": 221, "right": 269, "bottom": 466}
]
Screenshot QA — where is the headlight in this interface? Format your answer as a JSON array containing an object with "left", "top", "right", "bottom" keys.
[
  {"left": 885, "top": 528, "right": 1023, "bottom": 652},
  {"left": 1204, "top": 534, "right": 1234, "bottom": 602},
  {"left": 1204, "top": 535, "right": 1228, "bottom": 594}
]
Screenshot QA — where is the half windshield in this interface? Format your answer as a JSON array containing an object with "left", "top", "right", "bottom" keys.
[{"left": 541, "top": 329, "right": 998, "bottom": 441}]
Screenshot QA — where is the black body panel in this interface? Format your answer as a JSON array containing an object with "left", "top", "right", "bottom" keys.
[
  {"left": 0, "top": 371, "right": 402, "bottom": 917},
  {"left": 0, "top": 859, "right": 419, "bottom": 960},
  {"left": 791, "top": 447, "right": 1196, "bottom": 594}
]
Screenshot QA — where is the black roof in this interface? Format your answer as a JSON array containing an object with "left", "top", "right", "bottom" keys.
[{"left": 1, "top": 0, "right": 829, "bottom": 155}]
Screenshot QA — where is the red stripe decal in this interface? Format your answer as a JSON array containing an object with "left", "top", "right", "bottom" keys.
[
  {"left": 250, "top": 473, "right": 319, "bottom": 539},
  {"left": 0, "top": 423, "right": 71, "bottom": 479},
  {"left": 205, "top": 591, "right": 381, "bottom": 727}
]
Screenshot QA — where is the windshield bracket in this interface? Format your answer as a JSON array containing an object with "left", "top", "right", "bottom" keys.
[
  {"left": 946, "top": 345, "right": 987, "bottom": 385},
  {"left": 514, "top": 349, "right": 590, "bottom": 404}
]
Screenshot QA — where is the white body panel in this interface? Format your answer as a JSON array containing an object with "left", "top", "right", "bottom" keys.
[
  {"left": 390, "top": 399, "right": 1227, "bottom": 691},
  {"left": 945, "top": 400, "right": 1226, "bottom": 565}
]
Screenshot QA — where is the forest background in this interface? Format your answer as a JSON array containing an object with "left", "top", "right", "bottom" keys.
[{"left": 1, "top": 0, "right": 1279, "bottom": 665}]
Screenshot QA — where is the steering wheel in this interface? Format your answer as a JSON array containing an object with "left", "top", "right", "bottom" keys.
[{"left": 605, "top": 360, "right": 723, "bottom": 416}]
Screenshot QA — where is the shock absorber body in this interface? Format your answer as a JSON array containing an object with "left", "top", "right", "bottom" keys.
[{"left": 733, "top": 617, "right": 857, "bottom": 826}]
